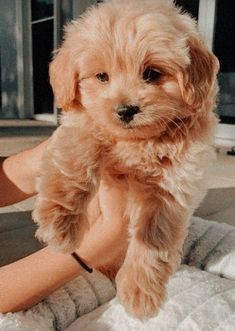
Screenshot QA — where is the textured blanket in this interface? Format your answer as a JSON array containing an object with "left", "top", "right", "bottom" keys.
[
  {"left": 0, "top": 216, "right": 235, "bottom": 331},
  {"left": 66, "top": 266, "right": 235, "bottom": 331}
]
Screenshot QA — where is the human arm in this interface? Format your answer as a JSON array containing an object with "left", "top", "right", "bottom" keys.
[
  {"left": 0, "top": 179, "right": 127, "bottom": 313},
  {"left": 0, "top": 140, "right": 49, "bottom": 206}
]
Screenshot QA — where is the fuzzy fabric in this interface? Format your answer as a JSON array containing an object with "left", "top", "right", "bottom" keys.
[
  {"left": 0, "top": 216, "right": 235, "bottom": 331},
  {"left": 66, "top": 265, "right": 235, "bottom": 331},
  {"left": 0, "top": 271, "right": 116, "bottom": 331}
]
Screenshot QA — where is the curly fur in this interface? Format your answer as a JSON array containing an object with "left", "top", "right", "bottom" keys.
[{"left": 33, "top": 0, "right": 219, "bottom": 319}]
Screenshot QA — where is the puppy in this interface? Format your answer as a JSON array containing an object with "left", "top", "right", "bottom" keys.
[{"left": 33, "top": 0, "right": 219, "bottom": 319}]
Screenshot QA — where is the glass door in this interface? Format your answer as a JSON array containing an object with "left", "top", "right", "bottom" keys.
[
  {"left": 213, "top": 1, "right": 235, "bottom": 125},
  {"left": 174, "top": 0, "right": 199, "bottom": 20},
  {"left": 31, "top": 0, "right": 98, "bottom": 122},
  {"left": 31, "top": 0, "right": 56, "bottom": 122},
  {"left": 175, "top": 0, "right": 235, "bottom": 145}
]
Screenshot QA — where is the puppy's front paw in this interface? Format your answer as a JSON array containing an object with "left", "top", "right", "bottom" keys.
[
  {"left": 33, "top": 199, "right": 87, "bottom": 252},
  {"left": 116, "top": 264, "right": 166, "bottom": 319}
]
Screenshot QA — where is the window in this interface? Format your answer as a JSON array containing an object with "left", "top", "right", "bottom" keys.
[
  {"left": 31, "top": 0, "right": 53, "bottom": 21},
  {"left": 175, "top": 0, "right": 199, "bottom": 20},
  {"left": 214, "top": 1, "right": 235, "bottom": 124},
  {"left": 31, "top": 0, "right": 54, "bottom": 117},
  {"left": 175, "top": 0, "right": 235, "bottom": 144}
]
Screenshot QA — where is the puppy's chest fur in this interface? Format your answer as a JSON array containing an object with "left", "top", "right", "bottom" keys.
[
  {"left": 102, "top": 137, "right": 213, "bottom": 208},
  {"left": 103, "top": 139, "right": 175, "bottom": 182}
]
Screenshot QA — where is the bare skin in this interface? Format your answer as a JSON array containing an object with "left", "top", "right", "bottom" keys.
[{"left": 0, "top": 140, "right": 127, "bottom": 313}]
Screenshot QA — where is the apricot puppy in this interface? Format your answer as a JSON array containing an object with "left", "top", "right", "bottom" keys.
[{"left": 33, "top": 0, "right": 219, "bottom": 319}]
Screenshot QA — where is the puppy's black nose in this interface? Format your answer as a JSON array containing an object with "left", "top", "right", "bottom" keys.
[{"left": 116, "top": 105, "right": 140, "bottom": 123}]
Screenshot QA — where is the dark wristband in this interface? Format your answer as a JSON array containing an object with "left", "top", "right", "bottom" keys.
[{"left": 71, "top": 252, "right": 93, "bottom": 273}]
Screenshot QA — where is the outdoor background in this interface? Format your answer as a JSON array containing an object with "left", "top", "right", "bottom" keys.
[{"left": 0, "top": 0, "right": 234, "bottom": 125}]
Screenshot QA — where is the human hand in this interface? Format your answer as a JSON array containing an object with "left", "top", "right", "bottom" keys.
[
  {"left": 0, "top": 139, "right": 49, "bottom": 206},
  {"left": 76, "top": 177, "right": 129, "bottom": 268}
]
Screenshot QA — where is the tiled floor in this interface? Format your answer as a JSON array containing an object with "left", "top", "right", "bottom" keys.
[
  {"left": 0, "top": 119, "right": 55, "bottom": 156},
  {"left": 207, "top": 147, "right": 235, "bottom": 189},
  {"left": 195, "top": 147, "right": 235, "bottom": 227},
  {"left": 0, "top": 197, "right": 36, "bottom": 214}
]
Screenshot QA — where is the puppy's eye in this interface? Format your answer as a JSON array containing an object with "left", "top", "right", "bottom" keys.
[
  {"left": 143, "top": 67, "right": 162, "bottom": 83},
  {"left": 96, "top": 72, "right": 109, "bottom": 83}
]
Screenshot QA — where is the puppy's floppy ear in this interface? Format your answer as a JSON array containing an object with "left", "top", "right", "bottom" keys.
[
  {"left": 177, "top": 37, "right": 219, "bottom": 111},
  {"left": 49, "top": 48, "right": 79, "bottom": 111}
]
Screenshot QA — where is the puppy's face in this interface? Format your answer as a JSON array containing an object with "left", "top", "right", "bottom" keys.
[
  {"left": 50, "top": 0, "right": 219, "bottom": 140},
  {"left": 77, "top": 34, "right": 186, "bottom": 140}
]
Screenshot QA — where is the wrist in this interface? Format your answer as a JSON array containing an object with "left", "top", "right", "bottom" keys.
[
  {"left": 71, "top": 252, "right": 93, "bottom": 273},
  {"left": 74, "top": 247, "right": 96, "bottom": 268},
  {"left": 74, "top": 237, "right": 117, "bottom": 269}
]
